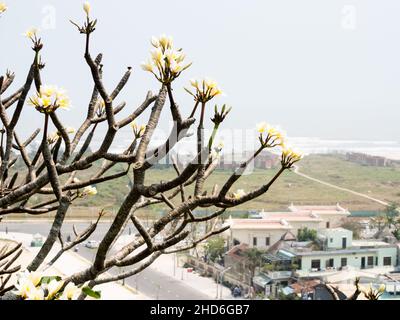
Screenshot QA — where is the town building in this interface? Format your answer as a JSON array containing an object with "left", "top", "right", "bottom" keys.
[
  {"left": 229, "top": 203, "right": 350, "bottom": 249},
  {"left": 288, "top": 203, "right": 351, "bottom": 229},
  {"left": 218, "top": 150, "right": 279, "bottom": 171},
  {"left": 277, "top": 228, "right": 398, "bottom": 277},
  {"left": 345, "top": 152, "right": 393, "bottom": 167}
]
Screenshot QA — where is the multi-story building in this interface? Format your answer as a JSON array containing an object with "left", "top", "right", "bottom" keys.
[
  {"left": 278, "top": 228, "right": 398, "bottom": 277},
  {"left": 288, "top": 203, "right": 351, "bottom": 229},
  {"left": 229, "top": 203, "right": 350, "bottom": 249}
]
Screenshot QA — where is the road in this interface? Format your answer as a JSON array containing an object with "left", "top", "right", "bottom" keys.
[
  {"left": 0, "top": 221, "right": 209, "bottom": 300},
  {"left": 292, "top": 165, "right": 389, "bottom": 206}
]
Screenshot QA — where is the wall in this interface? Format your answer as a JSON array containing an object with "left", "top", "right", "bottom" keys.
[
  {"left": 317, "top": 214, "right": 347, "bottom": 229},
  {"left": 186, "top": 256, "right": 251, "bottom": 290},
  {"left": 231, "top": 229, "right": 285, "bottom": 249},
  {"left": 299, "top": 247, "right": 397, "bottom": 272},
  {"left": 231, "top": 220, "right": 321, "bottom": 249},
  {"left": 376, "top": 247, "right": 398, "bottom": 267},
  {"left": 287, "top": 221, "right": 321, "bottom": 236},
  {"left": 319, "top": 229, "right": 353, "bottom": 249}
]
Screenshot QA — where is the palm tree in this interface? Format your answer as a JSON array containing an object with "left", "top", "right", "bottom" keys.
[
  {"left": 244, "top": 248, "right": 264, "bottom": 286},
  {"left": 384, "top": 202, "right": 399, "bottom": 228}
]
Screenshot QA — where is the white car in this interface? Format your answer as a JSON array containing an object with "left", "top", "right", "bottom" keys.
[{"left": 85, "top": 240, "right": 99, "bottom": 249}]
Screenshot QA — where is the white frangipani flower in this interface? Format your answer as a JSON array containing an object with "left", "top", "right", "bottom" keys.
[
  {"left": 185, "top": 78, "right": 223, "bottom": 103},
  {"left": 141, "top": 34, "right": 191, "bottom": 83},
  {"left": 83, "top": 1, "right": 91, "bottom": 16},
  {"left": 83, "top": 185, "right": 97, "bottom": 196},
  {"left": 24, "top": 27, "right": 38, "bottom": 41},
  {"left": 14, "top": 278, "right": 37, "bottom": 299},
  {"left": 256, "top": 122, "right": 268, "bottom": 134},
  {"left": 150, "top": 36, "right": 160, "bottom": 48},
  {"left": 0, "top": 2, "right": 7, "bottom": 14},
  {"left": 46, "top": 279, "right": 64, "bottom": 300},
  {"left": 26, "top": 287, "right": 45, "bottom": 300},
  {"left": 28, "top": 85, "right": 70, "bottom": 113},
  {"left": 60, "top": 282, "right": 81, "bottom": 300},
  {"left": 233, "top": 189, "right": 246, "bottom": 200}
]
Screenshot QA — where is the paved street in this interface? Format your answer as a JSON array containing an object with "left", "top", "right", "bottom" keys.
[{"left": 0, "top": 221, "right": 209, "bottom": 300}]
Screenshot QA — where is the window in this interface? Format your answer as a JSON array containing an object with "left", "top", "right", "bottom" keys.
[
  {"left": 326, "top": 258, "right": 334, "bottom": 268},
  {"left": 330, "top": 238, "right": 333, "bottom": 243},
  {"left": 297, "top": 258, "right": 302, "bottom": 270},
  {"left": 253, "top": 237, "right": 257, "bottom": 246},
  {"left": 326, "top": 222, "right": 330, "bottom": 229},
  {"left": 383, "top": 257, "right": 392, "bottom": 266},
  {"left": 367, "top": 256, "right": 374, "bottom": 266},
  {"left": 265, "top": 237, "right": 270, "bottom": 246},
  {"left": 375, "top": 257, "right": 378, "bottom": 266},
  {"left": 341, "top": 258, "right": 347, "bottom": 267},
  {"left": 342, "top": 237, "right": 347, "bottom": 249},
  {"left": 311, "top": 260, "right": 321, "bottom": 270}
]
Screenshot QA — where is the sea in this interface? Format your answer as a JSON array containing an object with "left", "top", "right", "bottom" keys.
[{"left": 107, "top": 134, "right": 400, "bottom": 161}]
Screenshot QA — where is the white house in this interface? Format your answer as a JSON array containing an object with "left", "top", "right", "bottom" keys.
[
  {"left": 318, "top": 228, "right": 353, "bottom": 250},
  {"left": 277, "top": 228, "right": 398, "bottom": 276},
  {"left": 288, "top": 203, "right": 350, "bottom": 229},
  {"left": 230, "top": 203, "right": 350, "bottom": 249},
  {"left": 230, "top": 219, "right": 292, "bottom": 249}
]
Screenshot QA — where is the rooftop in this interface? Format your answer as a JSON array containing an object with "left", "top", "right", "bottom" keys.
[
  {"left": 319, "top": 228, "right": 352, "bottom": 235},
  {"left": 230, "top": 219, "right": 292, "bottom": 230},
  {"left": 260, "top": 211, "right": 323, "bottom": 222},
  {"left": 282, "top": 247, "right": 389, "bottom": 257},
  {"left": 352, "top": 240, "right": 392, "bottom": 247},
  {"left": 288, "top": 203, "right": 350, "bottom": 215},
  {"left": 226, "top": 243, "right": 249, "bottom": 258}
]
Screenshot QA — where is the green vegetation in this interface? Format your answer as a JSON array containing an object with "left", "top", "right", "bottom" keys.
[
  {"left": 383, "top": 203, "right": 399, "bottom": 228},
  {"left": 369, "top": 202, "right": 400, "bottom": 239},
  {"left": 297, "top": 227, "right": 317, "bottom": 242},
  {"left": 276, "top": 292, "right": 301, "bottom": 300},
  {"left": 205, "top": 236, "right": 226, "bottom": 262},
  {"left": 8, "top": 154, "right": 400, "bottom": 219},
  {"left": 243, "top": 248, "right": 265, "bottom": 286}
]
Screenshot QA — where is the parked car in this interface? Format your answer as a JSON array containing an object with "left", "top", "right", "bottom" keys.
[
  {"left": 30, "top": 233, "right": 44, "bottom": 247},
  {"left": 85, "top": 240, "right": 99, "bottom": 249}
]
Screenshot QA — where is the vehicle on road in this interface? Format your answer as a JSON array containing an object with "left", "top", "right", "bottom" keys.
[
  {"left": 30, "top": 233, "right": 44, "bottom": 247},
  {"left": 85, "top": 240, "right": 99, "bottom": 249}
]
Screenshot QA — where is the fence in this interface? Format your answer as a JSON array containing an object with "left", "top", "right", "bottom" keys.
[{"left": 185, "top": 256, "right": 250, "bottom": 291}]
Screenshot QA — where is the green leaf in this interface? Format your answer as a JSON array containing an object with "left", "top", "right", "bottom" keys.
[
  {"left": 40, "top": 276, "right": 62, "bottom": 285},
  {"left": 82, "top": 286, "right": 101, "bottom": 299},
  {"left": 184, "top": 87, "right": 194, "bottom": 97}
]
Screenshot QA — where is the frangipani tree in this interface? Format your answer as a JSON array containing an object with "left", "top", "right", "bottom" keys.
[{"left": 0, "top": 2, "right": 303, "bottom": 300}]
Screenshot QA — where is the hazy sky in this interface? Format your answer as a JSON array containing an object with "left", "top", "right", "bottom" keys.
[{"left": 1, "top": 0, "right": 399, "bottom": 144}]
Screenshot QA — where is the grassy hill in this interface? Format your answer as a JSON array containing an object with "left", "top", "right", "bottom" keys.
[{"left": 7, "top": 153, "right": 400, "bottom": 220}]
